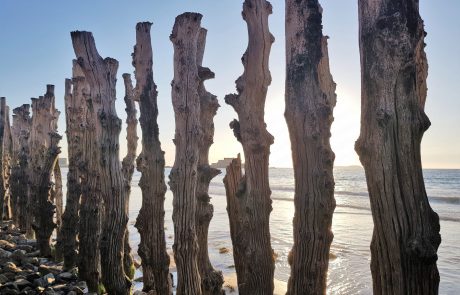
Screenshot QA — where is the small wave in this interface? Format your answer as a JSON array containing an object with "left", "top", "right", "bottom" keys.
[{"left": 429, "top": 196, "right": 460, "bottom": 205}]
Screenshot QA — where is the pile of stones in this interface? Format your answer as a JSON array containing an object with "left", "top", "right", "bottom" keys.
[{"left": 0, "top": 221, "right": 88, "bottom": 295}]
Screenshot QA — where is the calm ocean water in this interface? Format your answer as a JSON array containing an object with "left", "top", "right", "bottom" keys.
[{"left": 62, "top": 167, "right": 460, "bottom": 294}]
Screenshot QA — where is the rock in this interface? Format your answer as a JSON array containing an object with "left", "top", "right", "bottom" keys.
[
  {"left": 51, "top": 283, "right": 69, "bottom": 292},
  {"left": 0, "top": 274, "right": 9, "bottom": 283},
  {"left": 26, "top": 250, "right": 40, "bottom": 257},
  {"left": 4, "top": 262, "right": 21, "bottom": 273},
  {"left": 11, "top": 249, "right": 27, "bottom": 264},
  {"left": 42, "top": 273, "right": 55, "bottom": 286},
  {"left": 26, "top": 272, "right": 41, "bottom": 281},
  {"left": 57, "top": 272, "right": 71, "bottom": 280},
  {"left": 70, "top": 286, "right": 84, "bottom": 294},
  {"left": 14, "top": 278, "right": 31, "bottom": 289},
  {"left": 15, "top": 245, "right": 33, "bottom": 253},
  {"left": 0, "top": 248, "right": 13, "bottom": 258},
  {"left": 38, "top": 265, "right": 61, "bottom": 275},
  {"left": 0, "top": 240, "right": 16, "bottom": 250},
  {"left": 75, "top": 281, "right": 87, "bottom": 290},
  {"left": 33, "top": 278, "right": 47, "bottom": 288}
]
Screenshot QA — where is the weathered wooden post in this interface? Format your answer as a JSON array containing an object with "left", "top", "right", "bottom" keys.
[
  {"left": 355, "top": 0, "right": 441, "bottom": 294},
  {"left": 10, "top": 104, "right": 31, "bottom": 234},
  {"left": 121, "top": 73, "right": 138, "bottom": 280},
  {"left": 132, "top": 22, "right": 172, "bottom": 295},
  {"left": 56, "top": 74, "right": 85, "bottom": 269},
  {"left": 223, "top": 0, "right": 275, "bottom": 293},
  {"left": 72, "top": 31, "right": 131, "bottom": 295},
  {"left": 0, "top": 98, "right": 13, "bottom": 221},
  {"left": 67, "top": 60, "right": 102, "bottom": 291},
  {"left": 284, "top": 1, "right": 337, "bottom": 294},
  {"left": 29, "top": 85, "right": 61, "bottom": 257},
  {"left": 52, "top": 162, "right": 63, "bottom": 231},
  {"left": 195, "top": 28, "right": 224, "bottom": 295},
  {"left": 169, "top": 13, "right": 203, "bottom": 295}
]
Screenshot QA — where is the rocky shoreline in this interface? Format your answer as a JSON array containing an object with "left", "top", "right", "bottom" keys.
[{"left": 0, "top": 221, "right": 88, "bottom": 295}]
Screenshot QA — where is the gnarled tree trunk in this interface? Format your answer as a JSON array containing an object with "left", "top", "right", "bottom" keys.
[
  {"left": 223, "top": 1, "right": 275, "bottom": 294},
  {"left": 11, "top": 104, "right": 31, "bottom": 234},
  {"left": 72, "top": 31, "right": 131, "bottom": 295},
  {"left": 195, "top": 28, "right": 224, "bottom": 295},
  {"left": 0, "top": 98, "right": 13, "bottom": 221},
  {"left": 285, "top": 1, "right": 337, "bottom": 294},
  {"left": 169, "top": 13, "right": 203, "bottom": 295},
  {"left": 56, "top": 74, "right": 85, "bottom": 269},
  {"left": 355, "top": 1, "right": 441, "bottom": 294},
  {"left": 121, "top": 73, "right": 138, "bottom": 280},
  {"left": 29, "top": 85, "right": 62, "bottom": 257},
  {"left": 132, "top": 22, "right": 172, "bottom": 295}
]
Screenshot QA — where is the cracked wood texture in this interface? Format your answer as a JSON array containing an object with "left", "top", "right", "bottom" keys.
[
  {"left": 285, "top": 1, "right": 337, "bottom": 294},
  {"left": 57, "top": 72, "right": 85, "bottom": 270},
  {"left": 72, "top": 31, "right": 131, "bottom": 295},
  {"left": 195, "top": 28, "right": 224, "bottom": 295},
  {"left": 121, "top": 73, "right": 138, "bottom": 280},
  {"left": 169, "top": 13, "right": 203, "bottom": 295},
  {"left": 52, "top": 161, "right": 63, "bottom": 232},
  {"left": 70, "top": 61, "right": 102, "bottom": 291},
  {"left": 223, "top": 1, "right": 275, "bottom": 294},
  {"left": 355, "top": 0, "right": 441, "bottom": 294},
  {"left": 29, "top": 85, "right": 62, "bottom": 257},
  {"left": 132, "top": 22, "right": 172, "bottom": 295},
  {"left": 0, "top": 98, "right": 13, "bottom": 221},
  {"left": 10, "top": 104, "right": 31, "bottom": 235}
]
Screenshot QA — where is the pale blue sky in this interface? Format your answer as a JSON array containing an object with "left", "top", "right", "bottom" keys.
[{"left": 0, "top": 0, "right": 459, "bottom": 168}]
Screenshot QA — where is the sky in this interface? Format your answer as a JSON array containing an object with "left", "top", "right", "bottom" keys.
[{"left": 0, "top": 0, "right": 459, "bottom": 169}]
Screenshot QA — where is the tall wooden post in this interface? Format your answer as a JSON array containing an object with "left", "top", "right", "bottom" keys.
[
  {"left": 10, "top": 104, "right": 31, "bottom": 234},
  {"left": 0, "top": 98, "right": 13, "bottom": 221},
  {"left": 223, "top": 1, "right": 275, "bottom": 294},
  {"left": 285, "top": 1, "right": 337, "bottom": 294},
  {"left": 72, "top": 31, "right": 131, "bottom": 295},
  {"left": 68, "top": 60, "right": 102, "bottom": 291},
  {"left": 132, "top": 22, "right": 172, "bottom": 295},
  {"left": 195, "top": 28, "right": 224, "bottom": 295},
  {"left": 356, "top": 0, "right": 441, "bottom": 294},
  {"left": 29, "top": 85, "right": 62, "bottom": 257},
  {"left": 169, "top": 13, "right": 203, "bottom": 295},
  {"left": 121, "top": 73, "right": 138, "bottom": 280},
  {"left": 56, "top": 72, "right": 86, "bottom": 269}
]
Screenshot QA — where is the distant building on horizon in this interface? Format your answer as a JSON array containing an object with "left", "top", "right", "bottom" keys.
[{"left": 211, "top": 158, "right": 235, "bottom": 169}]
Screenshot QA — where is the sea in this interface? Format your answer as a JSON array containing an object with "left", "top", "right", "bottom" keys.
[{"left": 62, "top": 166, "right": 460, "bottom": 294}]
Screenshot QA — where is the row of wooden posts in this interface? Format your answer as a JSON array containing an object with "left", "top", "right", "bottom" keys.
[{"left": 0, "top": 0, "right": 441, "bottom": 295}]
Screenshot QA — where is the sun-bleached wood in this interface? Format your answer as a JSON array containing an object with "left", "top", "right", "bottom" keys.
[
  {"left": 195, "top": 28, "right": 224, "bottom": 295},
  {"left": 0, "top": 98, "right": 13, "bottom": 221},
  {"left": 169, "top": 13, "right": 203, "bottom": 295},
  {"left": 355, "top": 1, "right": 441, "bottom": 294},
  {"left": 72, "top": 31, "right": 131, "bottom": 295},
  {"left": 132, "top": 22, "right": 172, "bottom": 295},
  {"left": 10, "top": 104, "right": 31, "bottom": 234},
  {"left": 29, "top": 85, "right": 61, "bottom": 257},
  {"left": 69, "top": 61, "right": 102, "bottom": 290},
  {"left": 56, "top": 74, "right": 85, "bottom": 269},
  {"left": 121, "top": 73, "right": 138, "bottom": 280},
  {"left": 285, "top": 1, "right": 337, "bottom": 294},
  {"left": 223, "top": 1, "right": 275, "bottom": 294},
  {"left": 52, "top": 162, "right": 63, "bottom": 232}
]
